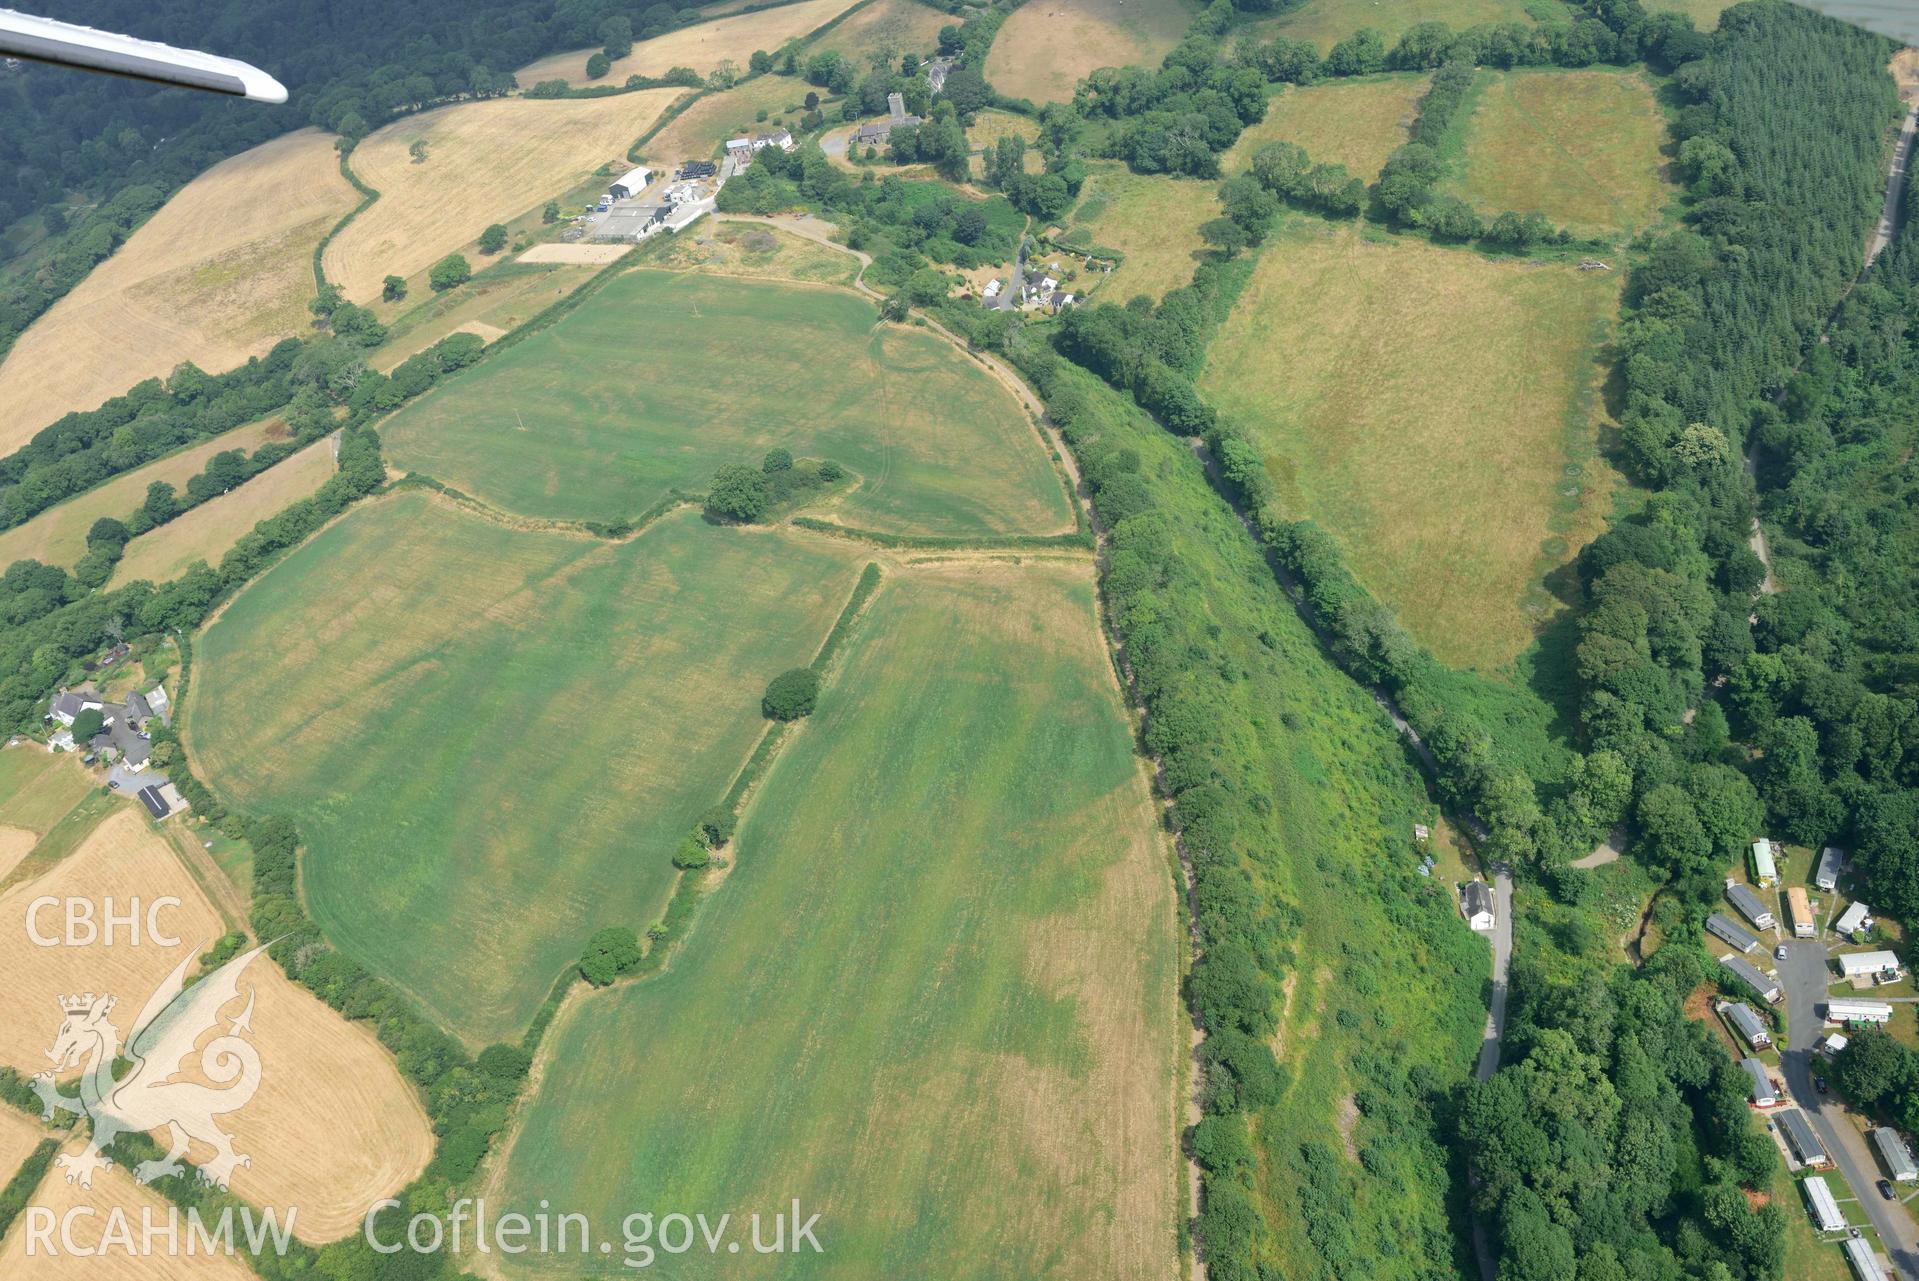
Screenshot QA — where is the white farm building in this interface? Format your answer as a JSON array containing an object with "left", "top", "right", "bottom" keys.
[{"left": 608, "top": 166, "right": 652, "bottom": 200}]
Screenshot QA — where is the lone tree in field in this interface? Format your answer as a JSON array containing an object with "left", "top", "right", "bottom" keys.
[
  {"left": 705, "top": 463, "right": 771, "bottom": 523},
  {"left": 69, "top": 707, "right": 105, "bottom": 742},
  {"left": 542, "top": 200, "right": 560, "bottom": 224},
  {"left": 579, "top": 926, "right": 641, "bottom": 986},
  {"left": 761, "top": 668, "right": 820, "bottom": 721},
  {"left": 761, "top": 447, "right": 792, "bottom": 474},
  {"left": 478, "top": 223, "right": 508, "bottom": 254},
  {"left": 382, "top": 274, "right": 407, "bottom": 301},
  {"left": 429, "top": 253, "right": 471, "bottom": 291}
]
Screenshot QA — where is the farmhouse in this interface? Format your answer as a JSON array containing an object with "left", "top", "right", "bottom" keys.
[
  {"left": 1707, "top": 913, "right": 1761, "bottom": 954},
  {"left": 1726, "top": 881, "right": 1776, "bottom": 931},
  {"left": 1723, "top": 1001, "right": 1772, "bottom": 1049},
  {"left": 1741, "top": 1057, "right": 1780, "bottom": 1108},
  {"left": 608, "top": 166, "right": 652, "bottom": 200},
  {"left": 1837, "top": 950, "right": 1904, "bottom": 982},
  {"left": 1835, "top": 900, "right": 1873, "bottom": 936},
  {"left": 1720, "top": 954, "right": 1781, "bottom": 1003},
  {"left": 1875, "top": 1127, "right": 1919, "bottom": 1182},
  {"left": 753, "top": 129, "right": 794, "bottom": 152},
  {"left": 46, "top": 690, "right": 102, "bottom": 727},
  {"left": 1459, "top": 880, "right": 1495, "bottom": 931},
  {"left": 1778, "top": 1108, "right": 1831, "bottom": 1168},
  {"left": 1844, "top": 1236, "right": 1890, "bottom": 1281},
  {"left": 1788, "top": 886, "right": 1815, "bottom": 939},
  {"left": 1751, "top": 839, "right": 1779, "bottom": 886},
  {"left": 1816, "top": 845, "right": 1844, "bottom": 892},
  {"left": 1826, "top": 999, "right": 1895, "bottom": 1026},
  {"left": 1803, "top": 1175, "right": 1847, "bottom": 1233}
]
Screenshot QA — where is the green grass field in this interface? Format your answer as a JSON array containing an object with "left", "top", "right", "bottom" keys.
[
  {"left": 188, "top": 494, "right": 872, "bottom": 1043},
  {"left": 1224, "top": 75, "right": 1429, "bottom": 182},
  {"left": 1057, "top": 165, "right": 1220, "bottom": 301},
  {"left": 496, "top": 563, "right": 1180, "bottom": 1278},
  {"left": 381, "top": 271, "right": 1073, "bottom": 537},
  {"left": 1248, "top": 0, "right": 1538, "bottom": 52},
  {"left": 1201, "top": 222, "right": 1621, "bottom": 670},
  {"left": 0, "top": 748, "right": 92, "bottom": 836},
  {"left": 1444, "top": 67, "right": 1673, "bottom": 238}
]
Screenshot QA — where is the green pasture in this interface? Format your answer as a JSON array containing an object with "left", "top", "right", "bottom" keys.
[
  {"left": 498, "top": 564, "right": 1180, "bottom": 1278},
  {"left": 188, "top": 494, "right": 870, "bottom": 1044},
  {"left": 381, "top": 271, "right": 1073, "bottom": 538}
]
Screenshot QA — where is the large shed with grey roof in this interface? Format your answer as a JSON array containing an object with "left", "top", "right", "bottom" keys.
[
  {"left": 1727, "top": 881, "right": 1776, "bottom": 930},
  {"left": 1708, "top": 912, "right": 1760, "bottom": 954}
]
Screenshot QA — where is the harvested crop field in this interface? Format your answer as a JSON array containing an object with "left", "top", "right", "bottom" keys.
[
  {"left": 806, "top": 0, "right": 950, "bottom": 62},
  {"left": 986, "top": 0, "right": 1194, "bottom": 103},
  {"left": 498, "top": 561, "right": 1179, "bottom": 1279},
  {"left": 110, "top": 436, "right": 338, "bottom": 587},
  {"left": 1059, "top": 166, "right": 1219, "bottom": 301},
  {"left": 638, "top": 76, "right": 806, "bottom": 165},
  {"left": 1200, "top": 223, "right": 1621, "bottom": 669},
  {"left": 0, "top": 1144, "right": 258, "bottom": 1280},
  {"left": 190, "top": 496, "right": 873, "bottom": 1043},
  {"left": 382, "top": 270, "right": 1073, "bottom": 536},
  {"left": 0, "top": 130, "right": 353, "bottom": 454},
  {"left": 0, "top": 747, "right": 94, "bottom": 836},
  {"left": 324, "top": 93, "right": 682, "bottom": 302},
  {"left": 1224, "top": 74, "right": 1428, "bottom": 181},
  {"left": 0, "top": 418, "right": 290, "bottom": 572},
  {"left": 515, "top": 242, "right": 632, "bottom": 264},
  {"left": 1445, "top": 67, "right": 1672, "bottom": 237},
  {"left": 1249, "top": 0, "right": 1537, "bottom": 51},
  {"left": 515, "top": 0, "right": 859, "bottom": 87},
  {"left": 0, "top": 1094, "right": 44, "bottom": 1180}
]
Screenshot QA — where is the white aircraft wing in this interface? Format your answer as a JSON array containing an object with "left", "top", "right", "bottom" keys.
[{"left": 0, "top": 7, "right": 286, "bottom": 102}]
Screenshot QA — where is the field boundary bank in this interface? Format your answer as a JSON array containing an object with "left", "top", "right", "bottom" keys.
[
  {"left": 313, "top": 142, "right": 382, "bottom": 298},
  {"left": 787, "top": 514, "right": 1093, "bottom": 552},
  {"left": 390, "top": 472, "right": 695, "bottom": 541}
]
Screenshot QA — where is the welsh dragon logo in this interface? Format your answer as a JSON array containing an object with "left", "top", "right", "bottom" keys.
[{"left": 31, "top": 943, "right": 268, "bottom": 1190}]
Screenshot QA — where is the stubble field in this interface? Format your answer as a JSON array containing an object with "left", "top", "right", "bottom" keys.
[
  {"left": 497, "top": 562, "right": 1179, "bottom": 1278},
  {"left": 0, "top": 131, "right": 353, "bottom": 454},
  {"left": 985, "top": 0, "right": 1194, "bottom": 103},
  {"left": 1248, "top": 0, "right": 1538, "bottom": 51},
  {"left": 514, "top": 0, "right": 860, "bottom": 87},
  {"left": 1223, "top": 74, "right": 1429, "bottom": 181}
]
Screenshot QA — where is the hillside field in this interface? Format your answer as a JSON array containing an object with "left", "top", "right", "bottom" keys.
[
  {"left": 372, "top": 261, "right": 604, "bottom": 371},
  {"left": 0, "top": 418, "right": 291, "bottom": 572},
  {"left": 382, "top": 270, "right": 1074, "bottom": 536},
  {"left": 1444, "top": 67, "right": 1673, "bottom": 237},
  {"left": 806, "top": 0, "right": 951, "bottom": 62},
  {"left": 0, "top": 130, "right": 353, "bottom": 454},
  {"left": 985, "top": 0, "right": 1194, "bottom": 104},
  {"left": 1223, "top": 74, "right": 1428, "bottom": 181},
  {"left": 497, "top": 562, "right": 1179, "bottom": 1279},
  {"left": 1058, "top": 166, "right": 1220, "bottom": 301},
  {"left": 1200, "top": 223, "right": 1621, "bottom": 669},
  {"left": 108, "top": 436, "right": 338, "bottom": 587},
  {"left": 1249, "top": 0, "right": 1538, "bottom": 51},
  {"left": 514, "top": 0, "right": 859, "bottom": 87},
  {"left": 638, "top": 76, "right": 805, "bottom": 165},
  {"left": 324, "top": 92, "right": 683, "bottom": 303},
  {"left": 189, "top": 496, "right": 872, "bottom": 1043}
]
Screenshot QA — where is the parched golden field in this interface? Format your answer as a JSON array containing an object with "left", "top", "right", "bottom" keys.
[
  {"left": 1446, "top": 68, "right": 1673, "bottom": 237},
  {"left": 0, "top": 419, "right": 289, "bottom": 572},
  {"left": 0, "top": 1146, "right": 258, "bottom": 1281},
  {"left": 0, "top": 807, "right": 432, "bottom": 1241},
  {"left": 110, "top": 437, "right": 338, "bottom": 587},
  {"left": 985, "top": 0, "right": 1194, "bottom": 103},
  {"left": 323, "top": 92, "right": 682, "bottom": 302},
  {"left": 807, "top": 0, "right": 951, "bottom": 62},
  {"left": 514, "top": 0, "right": 860, "bottom": 86},
  {"left": 0, "top": 131, "right": 352, "bottom": 454},
  {"left": 657, "top": 219, "right": 862, "bottom": 284},
  {"left": 1249, "top": 0, "right": 1537, "bottom": 51},
  {"left": 1200, "top": 223, "right": 1622, "bottom": 669},
  {"left": 0, "top": 746, "right": 97, "bottom": 837},
  {"left": 1224, "top": 75, "right": 1428, "bottom": 181},
  {"left": 639, "top": 75, "right": 806, "bottom": 164},
  {"left": 1061, "top": 165, "right": 1219, "bottom": 300},
  {"left": 0, "top": 1098, "right": 44, "bottom": 1181}
]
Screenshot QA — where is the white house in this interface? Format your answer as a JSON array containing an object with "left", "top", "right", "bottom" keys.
[
  {"left": 1459, "top": 881, "right": 1496, "bottom": 932},
  {"left": 1835, "top": 901, "right": 1873, "bottom": 937},
  {"left": 1837, "top": 950, "right": 1904, "bottom": 982},
  {"left": 1827, "top": 999, "right": 1895, "bottom": 1026},
  {"left": 1803, "top": 1175, "right": 1847, "bottom": 1232},
  {"left": 1751, "top": 839, "right": 1779, "bottom": 886},
  {"left": 47, "top": 690, "right": 102, "bottom": 727}
]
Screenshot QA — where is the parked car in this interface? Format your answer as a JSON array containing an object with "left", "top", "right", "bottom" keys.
[
  {"left": 1880, "top": 1179, "right": 1896, "bottom": 1200},
  {"left": 1776, "top": 943, "right": 1790, "bottom": 960},
  {"left": 1815, "top": 1076, "right": 1830, "bottom": 1094}
]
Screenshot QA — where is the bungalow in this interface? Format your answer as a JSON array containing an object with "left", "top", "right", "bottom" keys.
[
  {"left": 1816, "top": 845, "right": 1844, "bottom": 892},
  {"left": 1723, "top": 1001, "right": 1772, "bottom": 1049},
  {"left": 1751, "top": 838, "right": 1779, "bottom": 886},
  {"left": 1788, "top": 886, "right": 1815, "bottom": 939},
  {"left": 1873, "top": 1128, "right": 1918, "bottom": 1182},
  {"left": 1835, "top": 901, "right": 1873, "bottom": 937},
  {"left": 1803, "top": 1175, "right": 1847, "bottom": 1233},
  {"left": 1741, "top": 1057, "right": 1780, "bottom": 1108},
  {"left": 1778, "top": 1107, "right": 1831, "bottom": 1168},
  {"left": 1836, "top": 950, "right": 1904, "bottom": 982},
  {"left": 1826, "top": 999, "right": 1895, "bottom": 1026},
  {"left": 1844, "top": 1237, "right": 1890, "bottom": 1281},
  {"left": 1707, "top": 913, "right": 1761, "bottom": 954},
  {"left": 1720, "top": 953, "right": 1781, "bottom": 1003},
  {"left": 1459, "top": 880, "right": 1495, "bottom": 932},
  {"left": 1726, "top": 881, "right": 1776, "bottom": 930}
]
